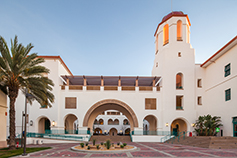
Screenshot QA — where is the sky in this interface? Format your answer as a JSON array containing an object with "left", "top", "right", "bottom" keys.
[{"left": 1, "top": 0, "right": 237, "bottom": 76}]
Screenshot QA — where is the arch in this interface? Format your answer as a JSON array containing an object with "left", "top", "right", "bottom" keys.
[
  {"left": 64, "top": 114, "right": 78, "bottom": 134},
  {"left": 94, "top": 119, "right": 99, "bottom": 125},
  {"left": 94, "top": 128, "right": 103, "bottom": 135},
  {"left": 176, "top": 73, "right": 183, "bottom": 89},
  {"left": 163, "top": 24, "right": 169, "bottom": 45},
  {"left": 38, "top": 117, "right": 51, "bottom": 134},
  {"left": 125, "top": 128, "right": 131, "bottom": 135},
  {"left": 177, "top": 20, "right": 182, "bottom": 41},
  {"left": 143, "top": 114, "right": 158, "bottom": 135},
  {"left": 108, "top": 119, "right": 113, "bottom": 125},
  {"left": 171, "top": 118, "right": 187, "bottom": 136},
  {"left": 109, "top": 128, "right": 117, "bottom": 136},
  {"left": 123, "top": 119, "right": 130, "bottom": 125},
  {"left": 114, "top": 119, "right": 119, "bottom": 125},
  {"left": 99, "top": 119, "right": 104, "bottom": 125},
  {"left": 83, "top": 99, "right": 139, "bottom": 133}
]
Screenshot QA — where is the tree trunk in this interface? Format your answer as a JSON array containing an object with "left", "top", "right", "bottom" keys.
[{"left": 8, "top": 86, "right": 18, "bottom": 150}]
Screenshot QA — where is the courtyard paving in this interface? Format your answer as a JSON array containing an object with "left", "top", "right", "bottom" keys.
[{"left": 14, "top": 142, "right": 237, "bottom": 158}]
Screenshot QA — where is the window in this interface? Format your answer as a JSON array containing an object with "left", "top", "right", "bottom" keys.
[
  {"left": 225, "top": 63, "right": 231, "bottom": 77},
  {"left": 197, "top": 79, "right": 202, "bottom": 88},
  {"left": 145, "top": 98, "right": 156, "bottom": 110},
  {"left": 99, "top": 119, "right": 104, "bottom": 125},
  {"left": 197, "top": 96, "right": 202, "bottom": 105},
  {"left": 156, "top": 62, "right": 158, "bottom": 67},
  {"left": 225, "top": 88, "right": 231, "bottom": 101},
  {"left": 178, "top": 52, "right": 181, "bottom": 57},
  {"left": 65, "top": 97, "right": 76, "bottom": 109},
  {"left": 163, "top": 24, "right": 169, "bottom": 45},
  {"left": 176, "top": 96, "right": 183, "bottom": 110},
  {"left": 177, "top": 20, "right": 182, "bottom": 41},
  {"left": 176, "top": 73, "right": 183, "bottom": 89}
]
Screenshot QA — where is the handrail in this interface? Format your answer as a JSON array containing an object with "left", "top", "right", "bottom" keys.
[{"left": 27, "top": 132, "right": 86, "bottom": 141}]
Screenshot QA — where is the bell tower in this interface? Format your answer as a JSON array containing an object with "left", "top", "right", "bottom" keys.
[{"left": 151, "top": 11, "right": 196, "bottom": 126}]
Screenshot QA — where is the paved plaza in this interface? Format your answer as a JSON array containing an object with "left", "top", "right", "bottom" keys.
[{"left": 13, "top": 142, "right": 237, "bottom": 158}]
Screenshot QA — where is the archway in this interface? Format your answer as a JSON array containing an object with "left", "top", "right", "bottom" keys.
[
  {"left": 123, "top": 119, "right": 130, "bottom": 125},
  {"left": 94, "top": 128, "right": 103, "bottom": 135},
  {"left": 125, "top": 128, "right": 130, "bottom": 135},
  {"left": 38, "top": 117, "right": 50, "bottom": 134},
  {"left": 171, "top": 118, "right": 187, "bottom": 136},
  {"left": 143, "top": 115, "right": 157, "bottom": 135},
  {"left": 83, "top": 99, "right": 138, "bottom": 134},
  {"left": 64, "top": 114, "right": 78, "bottom": 134},
  {"left": 109, "top": 128, "right": 118, "bottom": 136}
]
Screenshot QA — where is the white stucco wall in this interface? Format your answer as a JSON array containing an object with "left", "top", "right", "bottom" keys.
[{"left": 0, "top": 90, "right": 7, "bottom": 148}]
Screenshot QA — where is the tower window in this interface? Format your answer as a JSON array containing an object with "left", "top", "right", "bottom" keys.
[
  {"left": 156, "top": 62, "right": 158, "bottom": 67},
  {"left": 176, "top": 96, "right": 183, "bottom": 110},
  {"left": 163, "top": 24, "right": 169, "bottom": 45},
  {"left": 178, "top": 52, "right": 181, "bottom": 57},
  {"left": 225, "top": 88, "right": 231, "bottom": 101},
  {"left": 197, "top": 96, "right": 202, "bottom": 105},
  {"left": 177, "top": 20, "right": 182, "bottom": 41},
  {"left": 176, "top": 73, "right": 183, "bottom": 89},
  {"left": 197, "top": 79, "right": 202, "bottom": 88},
  {"left": 225, "top": 63, "right": 231, "bottom": 77},
  {"left": 187, "top": 25, "right": 190, "bottom": 43}
]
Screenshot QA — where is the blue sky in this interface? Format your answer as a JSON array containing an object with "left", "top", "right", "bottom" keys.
[{"left": 1, "top": 0, "right": 237, "bottom": 76}]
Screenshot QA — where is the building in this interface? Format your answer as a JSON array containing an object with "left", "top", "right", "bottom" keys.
[
  {"left": 0, "top": 88, "right": 7, "bottom": 148},
  {"left": 6, "top": 11, "right": 237, "bottom": 142},
  {"left": 93, "top": 110, "right": 131, "bottom": 136}
]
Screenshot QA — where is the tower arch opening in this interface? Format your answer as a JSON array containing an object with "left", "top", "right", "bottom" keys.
[
  {"left": 163, "top": 24, "right": 169, "bottom": 45},
  {"left": 177, "top": 20, "right": 182, "bottom": 41}
]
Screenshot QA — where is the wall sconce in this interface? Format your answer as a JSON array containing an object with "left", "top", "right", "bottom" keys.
[
  {"left": 104, "top": 130, "right": 107, "bottom": 132},
  {"left": 52, "top": 120, "right": 56, "bottom": 126},
  {"left": 191, "top": 123, "right": 195, "bottom": 127},
  {"left": 165, "top": 122, "right": 169, "bottom": 127},
  {"left": 30, "top": 120, "right": 33, "bottom": 126},
  {"left": 120, "top": 130, "right": 122, "bottom": 133}
]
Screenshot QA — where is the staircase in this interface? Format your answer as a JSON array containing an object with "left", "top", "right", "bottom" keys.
[
  {"left": 90, "top": 135, "right": 131, "bottom": 142},
  {"left": 165, "top": 136, "right": 237, "bottom": 149}
]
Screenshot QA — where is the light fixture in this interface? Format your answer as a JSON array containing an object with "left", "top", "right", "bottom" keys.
[
  {"left": 165, "top": 122, "right": 169, "bottom": 127},
  {"left": 120, "top": 130, "right": 122, "bottom": 133},
  {"left": 191, "top": 123, "right": 195, "bottom": 127},
  {"left": 52, "top": 120, "right": 56, "bottom": 126},
  {"left": 30, "top": 120, "right": 33, "bottom": 126},
  {"left": 104, "top": 130, "right": 107, "bottom": 132}
]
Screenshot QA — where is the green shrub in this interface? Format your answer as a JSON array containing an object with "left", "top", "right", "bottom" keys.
[
  {"left": 101, "top": 142, "right": 103, "bottom": 145},
  {"left": 85, "top": 142, "right": 88, "bottom": 146},
  {"left": 80, "top": 143, "right": 84, "bottom": 148},
  {"left": 112, "top": 143, "right": 114, "bottom": 147},
  {"left": 117, "top": 142, "right": 120, "bottom": 146},
  {"left": 123, "top": 143, "right": 127, "bottom": 146},
  {"left": 93, "top": 139, "right": 96, "bottom": 146},
  {"left": 87, "top": 146, "right": 90, "bottom": 150},
  {"left": 96, "top": 145, "right": 100, "bottom": 149},
  {"left": 106, "top": 140, "right": 111, "bottom": 149},
  {"left": 120, "top": 145, "right": 124, "bottom": 148},
  {"left": 104, "top": 143, "right": 107, "bottom": 146}
]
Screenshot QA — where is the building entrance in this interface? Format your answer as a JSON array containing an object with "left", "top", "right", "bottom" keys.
[{"left": 233, "top": 117, "right": 237, "bottom": 137}]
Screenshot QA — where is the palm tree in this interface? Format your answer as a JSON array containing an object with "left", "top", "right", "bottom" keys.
[
  {"left": 0, "top": 36, "right": 55, "bottom": 150},
  {"left": 194, "top": 114, "right": 222, "bottom": 136}
]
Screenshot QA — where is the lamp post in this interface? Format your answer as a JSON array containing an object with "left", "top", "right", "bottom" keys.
[{"left": 22, "top": 89, "right": 33, "bottom": 156}]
